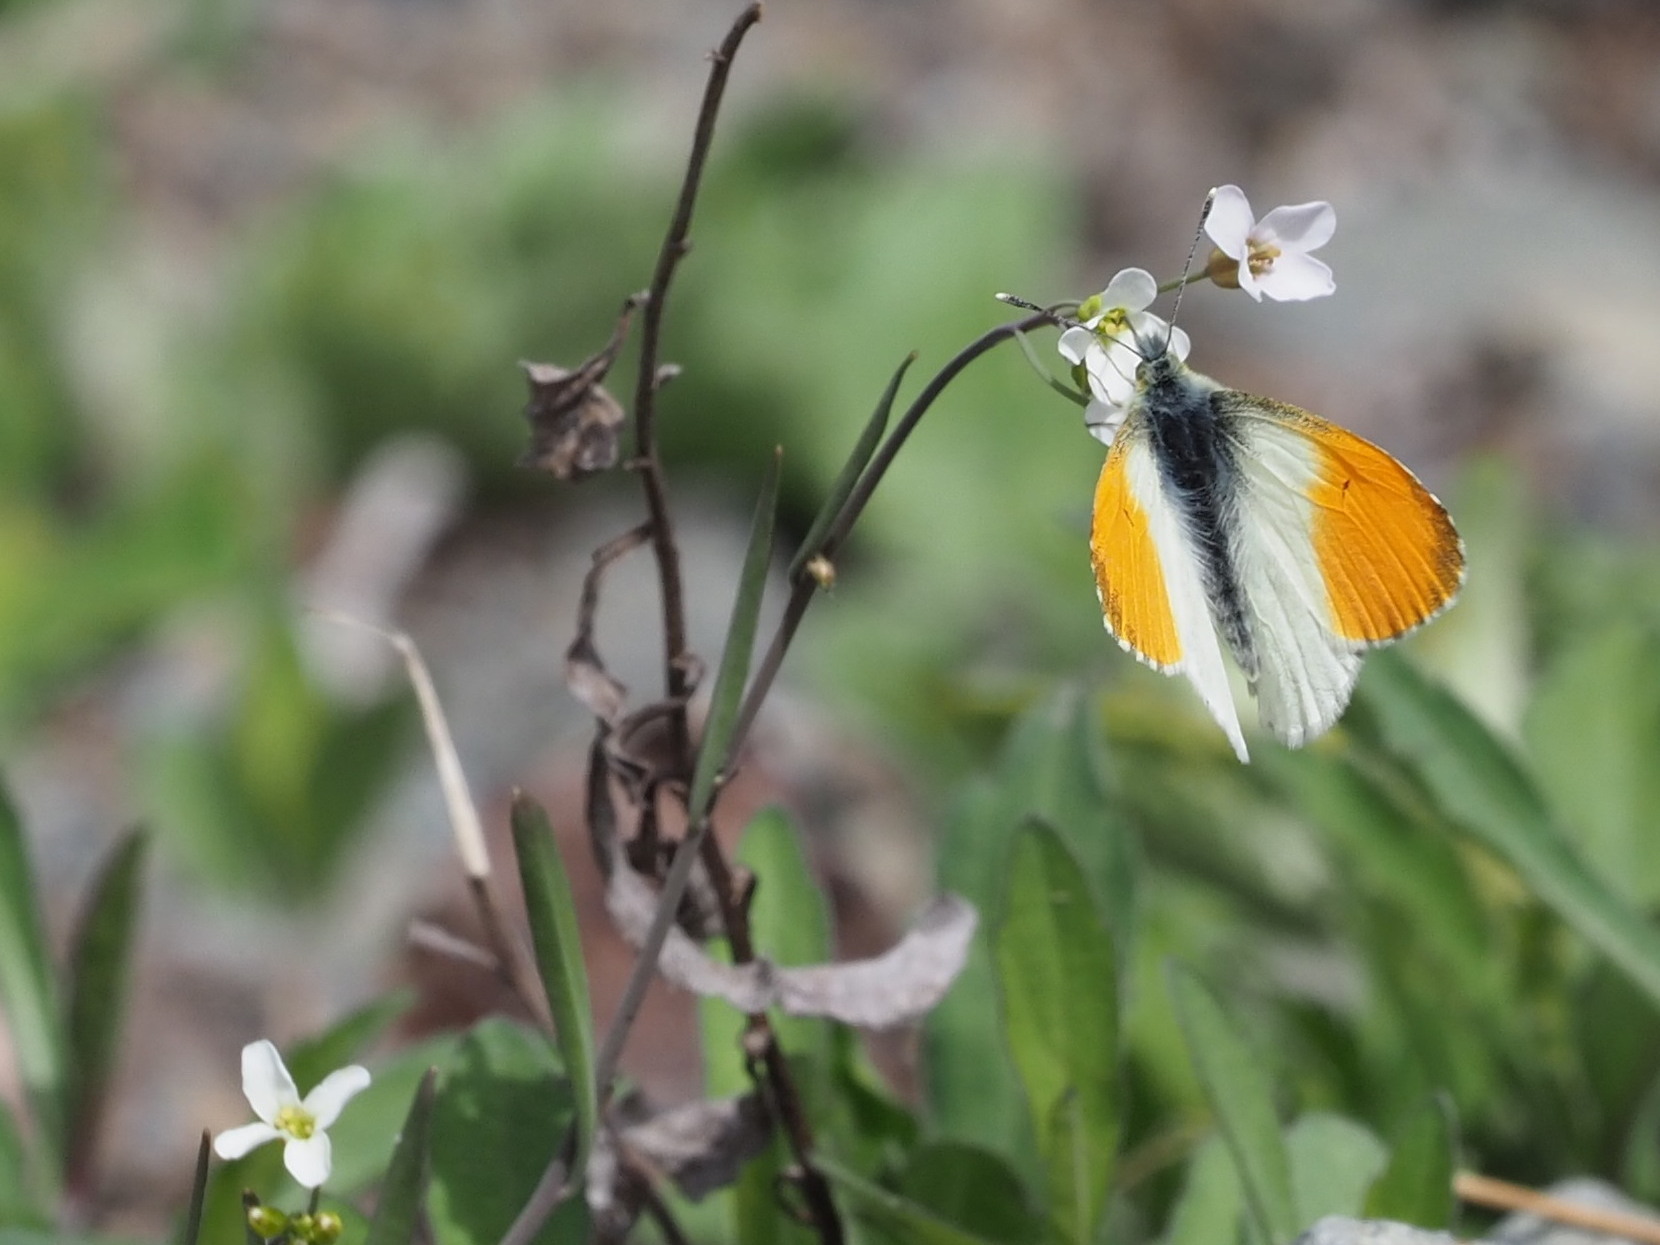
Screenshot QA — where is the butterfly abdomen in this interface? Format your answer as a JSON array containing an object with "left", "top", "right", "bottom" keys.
[{"left": 1141, "top": 374, "right": 1259, "bottom": 679}]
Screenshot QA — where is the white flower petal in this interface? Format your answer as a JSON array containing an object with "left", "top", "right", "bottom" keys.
[
  {"left": 1056, "top": 325, "right": 1094, "bottom": 366},
  {"left": 283, "top": 1133, "right": 333, "bottom": 1189},
  {"left": 1099, "top": 267, "right": 1158, "bottom": 313},
  {"left": 241, "top": 1040, "right": 299, "bottom": 1123},
  {"left": 1088, "top": 340, "right": 1137, "bottom": 404},
  {"left": 1256, "top": 200, "right": 1335, "bottom": 252},
  {"left": 1204, "top": 185, "right": 1254, "bottom": 258},
  {"left": 1258, "top": 251, "right": 1335, "bottom": 301},
  {"left": 303, "top": 1065, "right": 370, "bottom": 1129},
  {"left": 213, "top": 1122, "right": 282, "bottom": 1160},
  {"left": 1235, "top": 261, "right": 1265, "bottom": 302},
  {"left": 1084, "top": 400, "right": 1127, "bottom": 447}
]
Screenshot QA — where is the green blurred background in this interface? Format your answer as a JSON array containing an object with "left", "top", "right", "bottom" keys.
[{"left": 7, "top": 0, "right": 1660, "bottom": 1233}]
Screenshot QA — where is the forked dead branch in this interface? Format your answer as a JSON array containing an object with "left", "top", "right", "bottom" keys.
[{"left": 503, "top": 3, "right": 1063, "bottom": 1242}]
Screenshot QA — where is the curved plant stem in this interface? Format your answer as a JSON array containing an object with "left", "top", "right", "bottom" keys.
[
  {"left": 729, "top": 310, "right": 1054, "bottom": 755},
  {"left": 629, "top": 2, "right": 764, "bottom": 770}
]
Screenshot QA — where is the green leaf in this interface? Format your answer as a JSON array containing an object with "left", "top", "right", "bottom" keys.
[
  {"left": 285, "top": 989, "right": 416, "bottom": 1094},
  {"left": 817, "top": 1155, "right": 1005, "bottom": 1245},
  {"left": 687, "top": 448, "right": 781, "bottom": 824},
  {"left": 0, "top": 1098, "right": 46, "bottom": 1228},
  {"left": 895, "top": 1142, "right": 1043, "bottom": 1245},
  {"left": 1363, "top": 1093, "right": 1456, "bottom": 1228},
  {"left": 326, "top": 1035, "right": 457, "bottom": 1196},
  {"left": 63, "top": 828, "right": 147, "bottom": 1183},
  {"left": 1285, "top": 1113, "right": 1386, "bottom": 1225},
  {"left": 697, "top": 808, "right": 831, "bottom": 1245},
  {"left": 823, "top": 1024, "right": 919, "bottom": 1175},
  {"left": 788, "top": 353, "right": 911, "bottom": 580},
  {"left": 1258, "top": 748, "right": 1492, "bottom": 993},
  {"left": 1167, "top": 963, "right": 1295, "bottom": 1245},
  {"left": 993, "top": 822, "right": 1118, "bottom": 1244},
  {"left": 365, "top": 1068, "right": 439, "bottom": 1245},
  {"left": 427, "top": 1019, "right": 587, "bottom": 1245},
  {"left": 927, "top": 688, "right": 1134, "bottom": 1171},
  {"left": 510, "top": 793, "right": 597, "bottom": 1184},
  {"left": 1524, "top": 619, "right": 1660, "bottom": 906},
  {"left": 1163, "top": 1136, "right": 1242, "bottom": 1245},
  {"left": 1358, "top": 652, "right": 1660, "bottom": 1009},
  {"left": 0, "top": 776, "right": 63, "bottom": 1164}
]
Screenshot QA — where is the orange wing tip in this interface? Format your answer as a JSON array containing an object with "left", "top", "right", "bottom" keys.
[
  {"left": 1096, "top": 586, "right": 1183, "bottom": 674},
  {"left": 1307, "top": 440, "right": 1468, "bottom": 647}
]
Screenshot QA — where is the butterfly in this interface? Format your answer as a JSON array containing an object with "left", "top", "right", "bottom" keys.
[{"left": 1090, "top": 335, "right": 1465, "bottom": 762}]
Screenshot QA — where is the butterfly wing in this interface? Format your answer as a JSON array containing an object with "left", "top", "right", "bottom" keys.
[
  {"left": 1091, "top": 415, "right": 1250, "bottom": 762},
  {"left": 1217, "top": 392, "right": 1465, "bottom": 747}
]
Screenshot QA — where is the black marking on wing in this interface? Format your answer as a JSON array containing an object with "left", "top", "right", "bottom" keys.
[{"left": 1139, "top": 366, "right": 1258, "bottom": 678}]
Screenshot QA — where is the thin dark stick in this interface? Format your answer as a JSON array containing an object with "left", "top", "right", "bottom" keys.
[
  {"left": 177, "top": 1131, "right": 210, "bottom": 1245},
  {"left": 828, "top": 312, "right": 1053, "bottom": 552},
  {"left": 638, "top": 1174, "right": 697, "bottom": 1245},
  {"left": 629, "top": 1, "right": 764, "bottom": 765},
  {"left": 594, "top": 814, "right": 718, "bottom": 1091},
  {"left": 499, "top": 1155, "right": 568, "bottom": 1245},
  {"left": 729, "top": 311, "right": 1053, "bottom": 753}
]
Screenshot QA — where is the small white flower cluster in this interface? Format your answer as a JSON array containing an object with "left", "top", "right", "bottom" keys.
[{"left": 1057, "top": 185, "right": 1336, "bottom": 445}]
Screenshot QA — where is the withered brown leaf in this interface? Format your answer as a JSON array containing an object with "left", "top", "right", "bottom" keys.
[{"left": 519, "top": 296, "right": 640, "bottom": 480}]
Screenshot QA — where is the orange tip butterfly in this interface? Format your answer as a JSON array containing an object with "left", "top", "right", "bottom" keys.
[{"left": 1091, "top": 335, "right": 1466, "bottom": 762}]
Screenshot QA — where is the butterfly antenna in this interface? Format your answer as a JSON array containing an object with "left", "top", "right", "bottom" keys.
[
  {"left": 995, "top": 291, "right": 1085, "bottom": 330},
  {"left": 1164, "top": 188, "right": 1217, "bottom": 351}
]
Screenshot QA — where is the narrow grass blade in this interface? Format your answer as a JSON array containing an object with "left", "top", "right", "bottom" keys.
[
  {"left": 511, "top": 794, "right": 597, "bottom": 1184},
  {"left": 1164, "top": 1136, "right": 1243, "bottom": 1245},
  {"left": 1359, "top": 652, "right": 1660, "bottom": 1008},
  {"left": 687, "top": 448, "right": 781, "bottom": 823},
  {"left": 1168, "top": 962, "right": 1296, "bottom": 1244},
  {"left": 64, "top": 828, "right": 148, "bottom": 1186},
  {"left": 365, "top": 1068, "right": 439, "bottom": 1245},
  {"left": 0, "top": 777, "right": 64, "bottom": 1164},
  {"left": 1364, "top": 1092, "right": 1456, "bottom": 1228},
  {"left": 178, "top": 1131, "right": 210, "bottom": 1245},
  {"left": 817, "top": 1154, "right": 1004, "bottom": 1245},
  {"left": 788, "top": 355, "right": 912, "bottom": 580}
]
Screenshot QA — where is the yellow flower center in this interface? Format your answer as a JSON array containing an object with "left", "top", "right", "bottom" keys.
[
  {"left": 274, "top": 1104, "right": 316, "bottom": 1140},
  {"left": 1246, "top": 241, "right": 1282, "bottom": 276},
  {"left": 1098, "top": 307, "right": 1131, "bottom": 335}
]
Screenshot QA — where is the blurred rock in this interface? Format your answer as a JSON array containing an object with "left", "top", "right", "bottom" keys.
[
  {"left": 1296, "top": 1217, "right": 1470, "bottom": 1245},
  {"left": 1490, "top": 1178, "right": 1660, "bottom": 1245}
]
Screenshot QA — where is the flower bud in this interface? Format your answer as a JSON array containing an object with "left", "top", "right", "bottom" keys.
[
  {"left": 246, "top": 1205, "right": 289, "bottom": 1238},
  {"left": 805, "top": 554, "right": 836, "bottom": 590},
  {"left": 310, "top": 1211, "right": 344, "bottom": 1244},
  {"left": 1204, "top": 247, "right": 1240, "bottom": 289}
]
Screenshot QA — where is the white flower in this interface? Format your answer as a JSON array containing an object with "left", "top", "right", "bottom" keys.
[
  {"left": 213, "top": 1040, "right": 370, "bottom": 1189},
  {"left": 1057, "top": 268, "right": 1190, "bottom": 445},
  {"left": 1204, "top": 184, "right": 1335, "bottom": 302}
]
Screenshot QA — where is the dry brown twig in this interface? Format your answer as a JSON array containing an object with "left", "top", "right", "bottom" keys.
[
  {"left": 1455, "top": 1172, "right": 1660, "bottom": 1245},
  {"left": 500, "top": 4, "right": 1066, "bottom": 1242}
]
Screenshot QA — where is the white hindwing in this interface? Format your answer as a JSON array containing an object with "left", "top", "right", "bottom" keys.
[
  {"left": 1118, "top": 431, "right": 1251, "bottom": 762},
  {"left": 1223, "top": 407, "right": 1364, "bottom": 747}
]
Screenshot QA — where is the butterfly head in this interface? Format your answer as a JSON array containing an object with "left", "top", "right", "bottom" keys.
[{"left": 1129, "top": 329, "right": 1187, "bottom": 392}]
